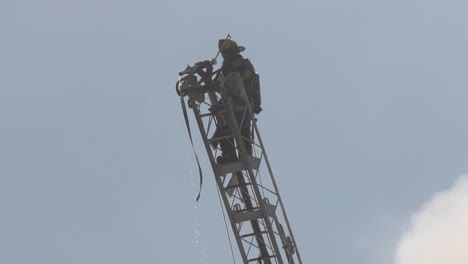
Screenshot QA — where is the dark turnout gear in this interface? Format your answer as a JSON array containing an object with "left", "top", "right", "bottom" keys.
[
  {"left": 219, "top": 39, "right": 262, "bottom": 114},
  {"left": 217, "top": 39, "right": 259, "bottom": 163},
  {"left": 218, "top": 110, "right": 253, "bottom": 161}
]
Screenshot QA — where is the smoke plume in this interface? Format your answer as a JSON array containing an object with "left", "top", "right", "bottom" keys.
[{"left": 395, "top": 175, "right": 468, "bottom": 264}]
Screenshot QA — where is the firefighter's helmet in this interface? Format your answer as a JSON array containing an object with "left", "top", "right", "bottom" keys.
[{"left": 218, "top": 39, "right": 245, "bottom": 53}]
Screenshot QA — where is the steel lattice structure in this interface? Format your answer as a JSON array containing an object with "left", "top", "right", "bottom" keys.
[{"left": 178, "top": 61, "right": 302, "bottom": 264}]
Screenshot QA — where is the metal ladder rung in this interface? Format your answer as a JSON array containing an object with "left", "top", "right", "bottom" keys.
[
  {"left": 207, "top": 134, "right": 234, "bottom": 143},
  {"left": 199, "top": 112, "right": 214, "bottom": 118},
  {"left": 225, "top": 182, "right": 252, "bottom": 190},
  {"left": 217, "top": 156, "right": 261, "bottom": 177},
  {"left": 200, "top": 109, "right": 227, "bottom": 118},
  {"left": 233, "top": 206, "right": 261, "bottom": 213},
  {"left": 225, "top": 179, "right": 252, "bottom": 197},
  {"left": 232, "top": 203, "right": 277, "bottom": 223},
  {"left": 240, "top": 230, "right": 270, "bottom": 238},
  {"left": 248, "top": 255, "right": 277, "bottom": 262}
]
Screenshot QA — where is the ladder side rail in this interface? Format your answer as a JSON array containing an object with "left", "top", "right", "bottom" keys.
[
  {"left": 195, "top": 88, "right": 272, "bottom": 264},
  {"left": 187, "top": 95, "right": 249, "bottom": 264},
  {"left": 217, "top": 73, "right": 277, "bottom": 262},
  {"left": 250, "top": 108, "right": 303, "bottom": 264},
  {"left": 219, "top": 92, "right": 273, "bottom": 263},
  {"left": 220, "top": 74, "right": 284, "bottom": 264},
  {"left": 228, "top": 71, "right": 302, "bottom": 264},
  {"left": 204, "top": 90, "right": 257, "bottom": 247},
  {"left": 235, "top": 105, "right": 285, "bottom": 264}
]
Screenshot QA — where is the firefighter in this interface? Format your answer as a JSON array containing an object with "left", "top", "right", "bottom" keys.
[{"left": 216, "top": 39, "right": 261, "bottom": 164}]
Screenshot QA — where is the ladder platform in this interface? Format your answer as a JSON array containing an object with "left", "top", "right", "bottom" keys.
[
  {"left": 232, "top": 202, "right": 276, "bottom": 223},
  {"left": 217, "top": 156, "right": 261, "bottom": 177}
]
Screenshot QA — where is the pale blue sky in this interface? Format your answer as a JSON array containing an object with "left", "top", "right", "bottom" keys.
[{"left": 1, "top": 0, "right": 468, "bottom": 263}]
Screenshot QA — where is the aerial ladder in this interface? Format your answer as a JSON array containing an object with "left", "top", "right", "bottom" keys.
[{"left": 176, "top": 57, "right": 303, "bottom": 264}]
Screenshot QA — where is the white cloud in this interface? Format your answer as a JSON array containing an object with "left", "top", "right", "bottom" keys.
[{"left": 395, "top": 175, "right": 468, "bottom": 264}]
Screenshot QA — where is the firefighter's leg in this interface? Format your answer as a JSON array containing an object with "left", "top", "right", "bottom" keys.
[
  {"left": 217, "top": 125, "right": 237, "bottom": 163},
  {"left": 236, "top": 111, "right": 253, "bottom": 155},
  {"left": 242, "top": 124, "right": 253, "bottom": 155}
]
